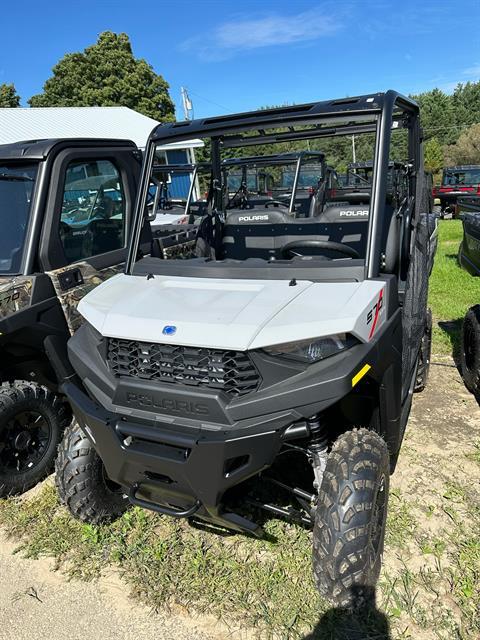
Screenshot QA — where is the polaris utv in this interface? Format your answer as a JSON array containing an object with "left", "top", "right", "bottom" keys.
[
  {"left": 57, "top": 91, "right": 435, "bottom": 606},
  {"left": 0, "top": 138, "right": 142, "bottom": 497}
]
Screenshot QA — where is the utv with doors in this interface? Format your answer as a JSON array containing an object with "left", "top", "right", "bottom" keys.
[
  {"left": 0, "top": 138, "right": 142, "bottom": 496},
  {"left": 57, "top": 91, "right": 435, "bottom": 606},
  {"left": 457, "top": 195, "right": 480, "bottom": 396}
]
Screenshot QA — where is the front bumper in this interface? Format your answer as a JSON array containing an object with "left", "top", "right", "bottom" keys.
[
  {"left": 64, "top": 381, "right": 284, "bottom": 535},
  {"left": 439, "top": 190, "right": 476, "bottom": 208}
]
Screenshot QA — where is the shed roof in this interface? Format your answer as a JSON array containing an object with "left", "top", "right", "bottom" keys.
[{"left": 0, "top": 106, "right": 203, "bottom": 151}]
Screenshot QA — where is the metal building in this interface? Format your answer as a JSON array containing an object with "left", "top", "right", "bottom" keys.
[{"left": 0, "top": 106, "right": 203, "bottom": 199}]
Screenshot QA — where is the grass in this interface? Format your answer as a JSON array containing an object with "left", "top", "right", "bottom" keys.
[
  {"left": 428, "top": 220, "right": 480, "bottom": 356},
  {"left": 1, "top": 478, "right": 479, "bottom": 639}
]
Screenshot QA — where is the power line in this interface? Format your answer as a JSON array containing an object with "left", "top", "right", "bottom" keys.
[
  {"left": 185, "top": 90, "right": 234, "bottom": 115},
  {"left": 423, "top": 124, "right": 472, "bottom": 132}
]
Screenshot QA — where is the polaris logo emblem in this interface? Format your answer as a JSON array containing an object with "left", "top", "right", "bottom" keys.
[
  {"left": 162, "top": 325, "right": 177, "bottom": 336},
  {"left": 238, "top": 215, "right": 269, "bottom": 222},
  {"left": 125, "top": 393, "right": 209, "bottom": 416},
  {"left": 339, "top": 210, "right": 369, "bottom": 217}
]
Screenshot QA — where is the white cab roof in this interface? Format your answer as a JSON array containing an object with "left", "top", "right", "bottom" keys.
[{"left": 0, "top": 106, "right": 203, "bottom": 151}]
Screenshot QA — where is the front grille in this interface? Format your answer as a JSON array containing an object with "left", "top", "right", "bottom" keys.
[{"left": 107, "top": 338, "right": 260, "bottom": 397}]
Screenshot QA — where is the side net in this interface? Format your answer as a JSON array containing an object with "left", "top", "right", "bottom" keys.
[{"left": 401, "top": 154, "right": 433, "bottom": 402}]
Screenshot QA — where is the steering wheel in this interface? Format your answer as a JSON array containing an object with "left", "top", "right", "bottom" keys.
[
  {"left": 281, "top": 239, "right": 360, "bottom": 259},
  {"left": 265, "top": 200, "right": 289, "bottom": 208}
]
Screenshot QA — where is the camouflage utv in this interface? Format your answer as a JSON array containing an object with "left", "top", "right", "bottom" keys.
[{"left": 0, "top": 138, "right": 141, "bottom": 496}]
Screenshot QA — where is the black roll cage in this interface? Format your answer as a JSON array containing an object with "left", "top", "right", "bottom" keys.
[{"left": 127, "top": 90, "right": 420, "bottom": 280}]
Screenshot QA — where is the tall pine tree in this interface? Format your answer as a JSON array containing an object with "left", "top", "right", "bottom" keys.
[
  {"left": 0, "top": 83, "right": 20, "bottom": 107},
  {"left": 29, "top": 32, "right": 174, "bottom": 122}
]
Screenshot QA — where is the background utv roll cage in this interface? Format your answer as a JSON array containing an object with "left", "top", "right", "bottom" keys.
[
  {"left": 222, "top": 151, "right": 326, "bottom": 214},
  {"left": 127, "top": 91, "right": 421, "bottom": 280}
]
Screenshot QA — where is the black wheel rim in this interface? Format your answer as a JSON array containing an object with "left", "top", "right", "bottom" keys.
[
  {"left": 0, "top": 410, "right": 52, "bottom": 474},
  {"left": 464, "top": 320, "right": 476, "bottom": 371},
  {"left": 368, "top": 474, "right": 387, "bottom": 566}
]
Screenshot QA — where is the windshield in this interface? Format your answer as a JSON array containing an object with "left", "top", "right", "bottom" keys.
[
  {"left": 279, "top": 166, "right": 323, "bottom": 190},
  {"left": 227, "top": 171, "right": 258, "bottom": 193},
  {"left": 442, "top": 168, "right": 480, "bottom": 186},
  {"left": 222, "top": 157, "right": 324, "bottom": 207},
  {"left": 0, "top": 163, "right": 37, "bottom": 274},
  {"left": 346, "top": 168, "right": 372, "bottom": 186}
]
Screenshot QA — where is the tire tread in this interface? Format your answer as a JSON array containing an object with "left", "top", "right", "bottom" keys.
[{"left": 312, "top": 428, "right": 390, "bottom": 608}]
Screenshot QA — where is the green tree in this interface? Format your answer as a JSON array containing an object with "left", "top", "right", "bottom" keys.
[
  {"left": 424, "top": 137, "right": 444, "bottom": 174},
  {"left": 451, "top": 82, "right": 480, "bottom": 129},
  {"left": 412, "top": 88, "right": 458, "bottom": 145},
  {"left": 29, "top": 32, "right": 174, "bottom": 122},
  {"left": 0, "top": 83, "right": 20, "bottom": 107},
  {"left": 444, "top": 123, "right": 480, "bottom": 165}
]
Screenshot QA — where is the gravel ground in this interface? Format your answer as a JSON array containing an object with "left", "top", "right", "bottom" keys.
[{"left": 0, "top": 535, "right": 228, "bottom": 640}]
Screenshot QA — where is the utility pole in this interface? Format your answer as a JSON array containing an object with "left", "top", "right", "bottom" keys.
[
  {"left": 181, "top": 87, "right": 193, "bottom": 120},
  {"left": 352, "top": 134, "right": 356, "bottom": 163}
]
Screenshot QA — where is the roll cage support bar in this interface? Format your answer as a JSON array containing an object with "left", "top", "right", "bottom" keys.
[{"left": 126, "top": 90, "right": 420, "bottom": 279}]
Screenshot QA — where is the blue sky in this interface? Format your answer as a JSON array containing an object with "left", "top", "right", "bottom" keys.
[{"left": 2, "top": 0, "right": 479, "bottom": 118}]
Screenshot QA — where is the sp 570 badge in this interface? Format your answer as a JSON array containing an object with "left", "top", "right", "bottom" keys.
[{"left": 367, "top": 289, "right": 384, "bottom": 339}]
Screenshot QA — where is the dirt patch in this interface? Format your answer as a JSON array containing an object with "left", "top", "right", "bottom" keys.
[{"left": 380, "top": 359, "right": 480, "bottom": 640}]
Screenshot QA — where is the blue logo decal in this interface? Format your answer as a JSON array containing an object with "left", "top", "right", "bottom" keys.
[{"left": 162, "top": 325, "right": 177, "bottom": 336}]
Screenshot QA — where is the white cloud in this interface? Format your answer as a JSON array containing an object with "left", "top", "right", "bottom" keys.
[
  {"left": 463, "top": 63, "right": 480, "bottom": 78},
  {"left": 180, "top": 9, "right": 342, "bottom": 61}
]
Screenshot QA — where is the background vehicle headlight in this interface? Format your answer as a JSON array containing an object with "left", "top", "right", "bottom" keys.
[{"left": 262, "top": 333, "right": 358, "bottom": 363}]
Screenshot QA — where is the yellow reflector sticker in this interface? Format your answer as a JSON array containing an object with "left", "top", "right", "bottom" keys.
[{"left": 352, "top": 364, "right": 371, "bottom": 387}]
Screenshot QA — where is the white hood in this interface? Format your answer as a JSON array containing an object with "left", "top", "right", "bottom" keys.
[{"left": 79, "top": 274, "right": 386, "bottom": 350}]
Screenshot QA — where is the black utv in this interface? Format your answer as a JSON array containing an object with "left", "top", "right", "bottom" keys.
[
  {"left": 457, "top": 195, "right": 480, "bottom": 397},
  {"left": 0, "top": 138, "right": 142, "bottom": 496},
  {"left": 56, "top": 91, "right": 435, "bottom": 606}
]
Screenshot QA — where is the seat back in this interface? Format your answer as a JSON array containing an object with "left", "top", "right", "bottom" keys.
[
  {"left": 222, "top": 215, "right": 369, "bottom": 261},
  {"left": 316, "top": 202, "right": 370, "bottom": 223}
]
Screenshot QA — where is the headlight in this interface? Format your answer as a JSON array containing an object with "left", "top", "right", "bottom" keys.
[{"left": 263, "top": 333, "right": 358, "bottom": 363}]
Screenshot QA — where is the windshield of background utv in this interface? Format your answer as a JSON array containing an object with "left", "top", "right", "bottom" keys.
[
  {"left": 139, "top": 120, "right": 410, "bottom": 268},
  {"left": 442, "top": 167, "right": 480, "bottom": 186},
  {"left": 0, "top": 163, "right": 37, "bottom": 274},
  {"left": 226, "top": 162, "right": 323, "bottom": 195}
]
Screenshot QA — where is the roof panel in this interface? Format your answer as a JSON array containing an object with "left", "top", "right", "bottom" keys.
[{"left": 0, "top": 107, "right": 202, "bottom": 150}]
